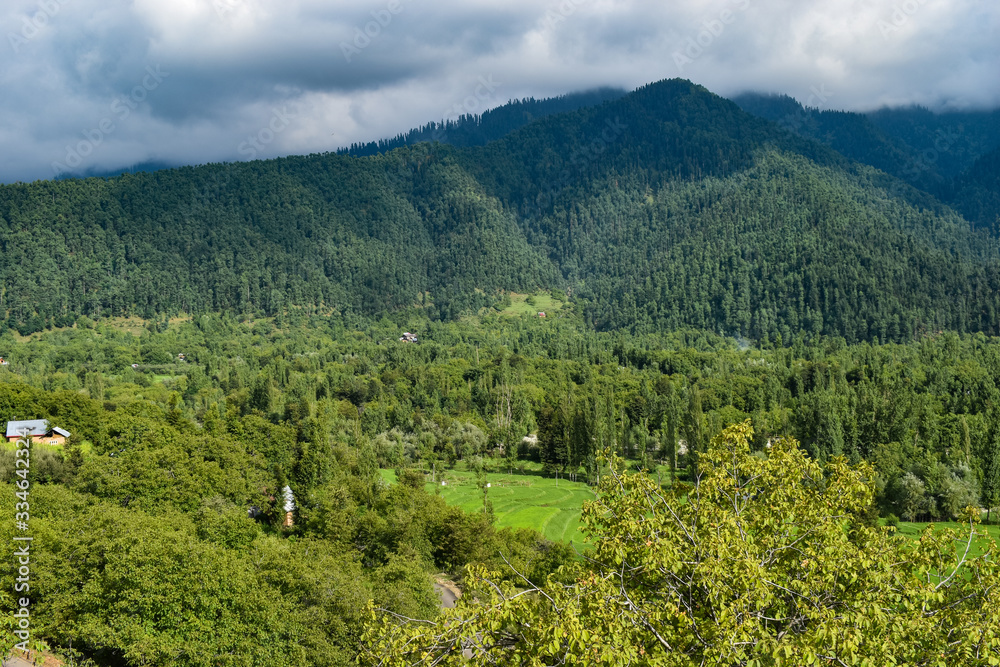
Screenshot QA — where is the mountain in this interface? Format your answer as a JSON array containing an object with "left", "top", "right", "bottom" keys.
[
  {"left": 866, "top": 105, "right": 1000, "bottom": 179},
  {"left": 731, "top": 92, "right": 1000, "bottom": 200},
  {"left": 461, "top": 81, "right": 1000, "bottom": 339},
  {"left": 0, "top": 150, "right": 559, "bottom": 330},
  {"left": 55, "top": 160, "right": 180, "bottom": 181},
  {"left": 338, "top": 87, "right": 627, "bottom": 157},
  {"left": 1, "top": 78, "right": 999, "bottom": 342},
  {"left": 951, "top": 145, "right": 1000, "bottom": 235},
  {"left": 730, "top": 92, "right": 930, "bottom": 189}
]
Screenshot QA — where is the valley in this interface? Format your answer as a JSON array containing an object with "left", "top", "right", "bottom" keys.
[{"left": 1, "top": 78, "right": 999, "bottom": 665}]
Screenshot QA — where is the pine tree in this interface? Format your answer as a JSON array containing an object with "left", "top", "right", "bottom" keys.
[
  {"left": 658, "top": 380, "right": 677, "bottom": 472},
  {"left": 684, "top": 385, "right": 704, "bottom": 474},
  {"left": 982, "top": 414, "right": 1000, "bottom": 525}
]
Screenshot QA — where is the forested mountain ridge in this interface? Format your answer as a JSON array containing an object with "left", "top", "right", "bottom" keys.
[
  {"left": 732, "top": 91, "right": 1000, "bottom": 224},
  {"left": 338, "top": 87, "right": 627, "bottom": 157},
  {"left": 866, "top": 104, "right": 1000, "bottom": 179},
  {"left": 731, "top": 92, "right": 930, "bottom": 188},
  {"left": 458, "top": 80, "right": 1000, "bottom": 338},
  {"left": 952, "top": 145, "right": 1000, "bottom": 235},
  {"left": 0, "top": 149, "right": 560, "bottom": 328},
  {"left": 2, "top": 78, "right": 999, "bottom": 342}
]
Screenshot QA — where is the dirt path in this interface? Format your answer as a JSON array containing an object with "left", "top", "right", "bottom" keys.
[
  {"left": 4, "top": 650, "right": 63, "bottom": 666},
  {"left": 433, "top": 576, "right": 462, "bottom": 609}
]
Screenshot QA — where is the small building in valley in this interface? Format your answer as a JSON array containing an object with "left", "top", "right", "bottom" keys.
[
  {"left": 399, "top": 332, "right": 418, "bottom": 343},
  {"left": 5, "top": 420, "right": 71, "bottom": 446}
]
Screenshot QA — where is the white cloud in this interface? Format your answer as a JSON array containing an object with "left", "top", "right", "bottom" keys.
[{"left": 0, "top": 0, "right": 997, "bottom": 182}]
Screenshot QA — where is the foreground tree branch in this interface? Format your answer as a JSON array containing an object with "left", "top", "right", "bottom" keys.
[{"left": 362, "top": 421, "right": 1000, "bottom": 666}]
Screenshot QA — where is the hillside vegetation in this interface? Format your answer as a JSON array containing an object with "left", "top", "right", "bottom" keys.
[
  {"left": 2, "top": 79, "right": 999, "bottom": 342},
  {"left": 2, "top": 77, "right": 1000, "bottom": 665}
]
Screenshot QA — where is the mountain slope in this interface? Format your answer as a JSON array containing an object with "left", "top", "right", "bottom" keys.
[
  {"left": 1, "top": 78, "right": 998, "bottom": 342},
  {"left": 0, "top": 150, "right": 560, "bottom": 329},
  {"left": 455, "top": 81, "right": 999, "bottom": 338},
  {"left": 951, "top": 145, "right": 1000, "bottom": 235},
  {"left": 732, "top": 92, "right": 1000, "bottom": 200},
  {"left": 866, "top": 105, "right": 1000, "bottom": 179},
  {"left": 731, "top": 93, "right": 943, "bottom": 193},
  {"left": 338, "top": 87, "right": 626, "bottom": 157}
]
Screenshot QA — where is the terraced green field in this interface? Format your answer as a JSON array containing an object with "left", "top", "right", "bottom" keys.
[
  {"left": 382, "top": 469, "right": 1000, "bottom": 558},
  {"left": 382, "top": 468, "right": 595, "bottom": 550}
]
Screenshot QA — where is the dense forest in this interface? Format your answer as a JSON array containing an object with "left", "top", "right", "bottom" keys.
[
  {"left": 0, "top": 307, "right": 998, "bottom": 663},
  {"left": 3, "top": 79, "right": 1000, "bottom": 341},
  {"left": 2, "top": 77, "right": 1000, "bottom": 664},
  {"left": 733, "top": 91, "right": 1000, "bottom": 231},
  {"left": 337, "top": 87, "right": 627, "bottom": 157}
]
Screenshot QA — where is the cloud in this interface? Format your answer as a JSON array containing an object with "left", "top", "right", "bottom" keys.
[{"left": 0, "top": 0, "right": 997, "bottom": 183}]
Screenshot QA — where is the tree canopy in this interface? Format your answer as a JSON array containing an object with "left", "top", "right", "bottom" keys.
[{"left": 365, "top": 421, "right": 1000, "bottom": 666}]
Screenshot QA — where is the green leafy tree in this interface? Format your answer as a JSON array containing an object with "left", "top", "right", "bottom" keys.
[
  {"left": 892, "top": 471, "right": 929, "bottom": 522},
  {"left": 364, "top": 421, "right": 1000, "bottom": 665},
  {"left": 683, "top": 384, "right": 704, "bottom": 473},
  {"left": 658, "top": 379, "right": 678, "bottom": 477}
]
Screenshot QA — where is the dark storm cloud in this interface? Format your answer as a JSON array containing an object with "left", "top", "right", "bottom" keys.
[{"left": 1, "top": 0, "right": 997, "bottom": 183}]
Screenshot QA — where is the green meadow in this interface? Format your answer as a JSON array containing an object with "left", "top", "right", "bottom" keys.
[
  {"left": 498, "top": 292, "right": 565, "bottom": 317},
  {"left": 381, "top": 469, "right": 1000, "bottom": 561},
  {"left": 893, "top": 521, "right": 1000, "bottom": 558},
  {"left": 383, "top": 468, "right": 595, "bottom": 550}
]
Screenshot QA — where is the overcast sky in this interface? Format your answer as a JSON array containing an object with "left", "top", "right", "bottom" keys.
[{"left": 1, "top": 0, "right": 997, "bottom": 184}]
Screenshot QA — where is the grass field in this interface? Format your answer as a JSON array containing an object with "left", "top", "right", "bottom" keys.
[
  {"left": 893, "top": 521, "right": 1000, "bottom": 557},
  {"left": 382, "top": 468, "right": 594, "bottom": 550},
  {"left": 499, "top": 292, "right": 565, "bottom": 318},
  {"left": 381, "top": 468, "right": 1000, "bottom": 559}
]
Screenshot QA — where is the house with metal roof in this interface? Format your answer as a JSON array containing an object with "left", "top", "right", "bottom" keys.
[{"left": 5, "top": 420, "right": 71, "bottom": 445}]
